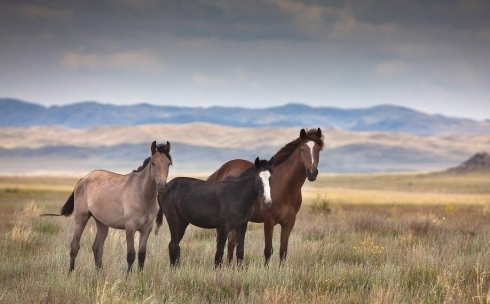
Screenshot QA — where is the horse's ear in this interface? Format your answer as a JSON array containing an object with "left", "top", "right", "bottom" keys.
[
  {"left": 300, "top": 129, "right": 306, "bottom": 139},
  {"left": 316, "top": 128, "right": 322, "bottom": 137},
  {"left": 165, "top": 141, "right": 171, "bottom": 153},
  {"left": 269, "top": 157, "right": 275, "bottom": 166},
  {"left": 254, "top": 157, "right": 260, "bottom": 168},
  {"left": 151, "top": 141, "right": 157, "bottom": 155}
]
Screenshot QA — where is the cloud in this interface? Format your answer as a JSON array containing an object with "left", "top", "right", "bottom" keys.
[
  {"left": 107, "top": 0, "right": 160, "bottom": 11},
  {"left": 331, "top": 8, "right": 396, "bottom": 40},
  {"left": 193, "top": 69, "right": 261, "bottom": 88},
  {"left": 478, "top": 28, "right": 490, "bottom": 40},
  {"left": 193, "top": 72, "right": 226, "bottom": 87},
  {"left": 375, "top": 61, "right": 409, "bottom": 78},
  {"left": 271, "top": 0, "right": 327, "bottom": 25},
  {"left": 61, "top": 51, "right": 164, "bottom": 74},
  {"left": 1, "top": 4, "right": 74, "bottom": 21}
]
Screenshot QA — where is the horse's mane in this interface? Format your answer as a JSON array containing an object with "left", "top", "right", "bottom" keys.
[
  {"left": 133, "top": 144, "right": 173, "bottom": 173},
  {"left": 223, "top": 159, "right": 273, "bottom": 181},
  {"left": 272, "top": 128, "right": 324, "bottom": 167},
  {"left": 133, "top": 157, "right": 151, "bottom": 173}
]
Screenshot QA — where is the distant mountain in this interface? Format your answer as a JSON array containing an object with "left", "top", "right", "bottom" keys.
[{"left": 2, "top": 98, "right": 490, "bottom": 135}]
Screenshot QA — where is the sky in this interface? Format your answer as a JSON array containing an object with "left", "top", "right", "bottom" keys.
[{"left": 0, "top": 0, "right": 489, "bottom": 120}]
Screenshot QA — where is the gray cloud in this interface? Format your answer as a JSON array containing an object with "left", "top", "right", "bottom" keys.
[{"left": 0, "top": 0, "right": 489, "bottom": 119}]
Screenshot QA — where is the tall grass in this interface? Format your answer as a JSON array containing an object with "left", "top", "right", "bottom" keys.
[{"left": 1, "top": 174, "right": 490, "bottom": 303}]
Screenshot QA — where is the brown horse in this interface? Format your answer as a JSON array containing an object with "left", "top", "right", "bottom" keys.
[
  {"left": 207, "top": 128, "right": 324, "bottom": 265},
  {"left": 42, "top": 141, "right": 172, "bottom": 273}
]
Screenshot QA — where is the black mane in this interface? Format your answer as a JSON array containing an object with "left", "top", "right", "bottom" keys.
[
  {"left": 224, "top": 159, "right": 273, "bottom": 181},
  {"left": 133, "top": 144, "right": 173, "bottom": 173}
]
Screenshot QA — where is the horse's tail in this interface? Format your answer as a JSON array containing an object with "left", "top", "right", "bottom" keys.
[
  {"left": 155, "top": 193, "right": 164, "bottom": 235},
  {"left": 40, "top": 191, "right": 75, "bottom": 217},
  {"left": 60, "top": 191, "right": 75, "bottom": 217},
  {"left": 155, "top": 208, "right": 163, "bottom": 235}
]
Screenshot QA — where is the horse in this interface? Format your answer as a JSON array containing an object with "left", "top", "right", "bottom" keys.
[
  {"left": 41, "top": 141, "right": 172, "bottom": 274},
  {"left": 155, "top": 157, "right": 274, "bottom": 267},
  {"left": 207, "top": 128, "right": 324, "bottom": 265}
]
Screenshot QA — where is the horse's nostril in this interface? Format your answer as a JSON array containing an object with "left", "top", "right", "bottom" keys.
[{"left": 315, "top": 168, "right": 318, "bottom": 175}]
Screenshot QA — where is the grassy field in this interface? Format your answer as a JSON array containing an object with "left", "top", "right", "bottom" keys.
[{"left": 1, "top": 172, "right": 490, "bottom": 303}]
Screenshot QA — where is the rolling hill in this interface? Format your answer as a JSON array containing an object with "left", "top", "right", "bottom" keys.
[{"left": 1, "top": 123, "right": 489, "bottom": 175}]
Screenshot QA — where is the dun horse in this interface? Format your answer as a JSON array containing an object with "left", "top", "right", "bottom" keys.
[
  {"left": 42, "top": 141, "right": 172, "bottom": 273},
  {"left": 155, "top": 157, "right": 274, "bottom": 267},
  {"left": 208, "top": 128, "right": 324, "bottom": 265}
]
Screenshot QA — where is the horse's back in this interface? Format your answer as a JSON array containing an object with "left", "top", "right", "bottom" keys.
[
  {"left": 162, "top": 177, "right": 223, "bottom": 228},
  {"left": 207, "top": 159, "right": 254, "bottom": 182}
]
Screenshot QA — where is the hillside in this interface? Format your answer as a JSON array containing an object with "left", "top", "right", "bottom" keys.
[
  {"left": 1, "top": 123, "right": 489, "bottom": 175},
  {"left": 2, "top": 98, "right": 490, "bottom": 135},
  {"left": 446, "top": 152, "right": 490, "bottom": 173}
]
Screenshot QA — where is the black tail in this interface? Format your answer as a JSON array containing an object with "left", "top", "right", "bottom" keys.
[
  {"left": 40, "top": 192, "right": 74, "bottom": 217},
  {"left": 155, "top": 192, "right": 165, "bottom": 235},
  {"left": 60, "top": 192, "right": 75, "bottom": 217}
]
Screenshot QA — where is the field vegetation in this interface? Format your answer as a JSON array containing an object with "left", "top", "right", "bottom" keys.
[{"left": 1, "top": 172, "right": 490, "bottom": 303}]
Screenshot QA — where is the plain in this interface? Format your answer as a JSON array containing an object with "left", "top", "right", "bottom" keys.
[{"left": 1, "top": 172, "right": 490, "bottom": 303}]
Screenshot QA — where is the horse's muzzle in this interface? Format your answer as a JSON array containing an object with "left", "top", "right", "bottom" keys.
[
  {"left": 261, "top": 199, "right": 273, "bottom": 209},
  {"left": 157, "top": 182, "right": 168, "bottom": 193},
  {"left": 306, "top": 168, "right": 318, "bottom": 181}
]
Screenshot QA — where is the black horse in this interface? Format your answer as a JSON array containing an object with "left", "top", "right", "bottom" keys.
[{"left": 156, "top": 157, "right": 274, "bottom": 267}]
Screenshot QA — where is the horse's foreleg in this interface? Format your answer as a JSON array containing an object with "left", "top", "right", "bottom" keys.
[
  {"left": 93, "top": 219, "right": 109, "bottom": 270},
  {"left": 263, "top": 217, "right": 275, "bottom": 266},
  {"left": 279, "top": 217, "right": 296, "bottom": 264},
  {"left": 235, "top": 224, "right": 248, "bottom": 265},
  {"left": 125, "top": 222, "right": 136, "bottom": 274},
  {"left": 168, "top": 218, "right": 187, "bottom": 266},
  {"left": 215, "top": 227, "right": 229, "bottom": 268},
  {"left": 69, "top": 214, "right": 90, "bottom": 273},
  {"left": 226, "top": 230, "right": 237, "bottom": 265},
  {"left": 137, "top": 224, "right": 153, "bottom": 271}
]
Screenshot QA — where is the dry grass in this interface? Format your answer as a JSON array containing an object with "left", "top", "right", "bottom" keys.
[{"left": 1, "top": 172, "right": 490, "bottom": 303}]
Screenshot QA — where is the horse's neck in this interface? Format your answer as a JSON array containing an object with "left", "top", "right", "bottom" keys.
[
  {"left": 137, "top": 164, "right": 157, "bottom": 203},
  {"left": 234, "top": 169, "right": 260, "bottom": 206},
  {"left": 275, "top": 148, "right": 306, "bottom": 191}
]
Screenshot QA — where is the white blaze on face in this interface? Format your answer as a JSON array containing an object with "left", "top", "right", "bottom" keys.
[
  {"left": 259, "top": 171, "right": 272, "bottom": 203},
  {"left": 306, "top": 141, "right": 315, "bottom": 165}
]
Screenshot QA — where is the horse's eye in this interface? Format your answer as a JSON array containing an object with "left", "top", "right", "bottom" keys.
[{"left": 151, "top": 161, "right": 155, "bottom": 166}]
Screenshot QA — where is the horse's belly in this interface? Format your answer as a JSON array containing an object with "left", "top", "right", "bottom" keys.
[
  {"left": 91, "top": 210, "right": 126, "bottom": 229},
  {"left": 180, "top": 205, "right": 219, "bottom": 228}
]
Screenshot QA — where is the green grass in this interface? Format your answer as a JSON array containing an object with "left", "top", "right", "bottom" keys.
[{"left": 1, "top": 173, "right": 490, "bottom": 303}]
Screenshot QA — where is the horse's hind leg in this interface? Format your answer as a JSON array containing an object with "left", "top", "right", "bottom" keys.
[
  {"left": 69, "top": 212, "right": 91, "bottom": 273},
  {"left": 92, "top": 219, "right": 109, "bottom": 270},
  {"left": 137, "top": 223, "right": 153, "bottom": 271},
  {"left": 226, "top": 230, "right": 237, "bottom": 265}
]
